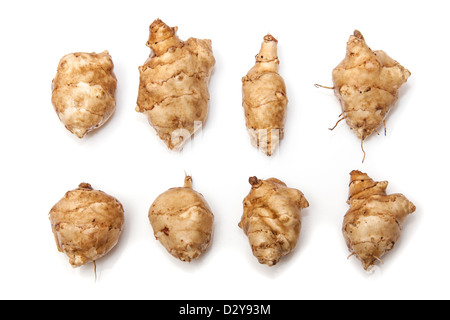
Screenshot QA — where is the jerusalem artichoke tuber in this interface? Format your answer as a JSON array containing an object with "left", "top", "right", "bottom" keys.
[
  {"left": 136, "top": 19, "right": 215, "bottom": 150},
  {"left": 49, "top": 183, "right": 124, "bottom": 267},
  {"left": 148, "top": 176, "right": 214, "bottom": 262},
  {"left": 328, "top": 30, "right": 410, "bottom": 159},
  {"left": 239, "top": 177, "right": 308, "bottom": 266},
  {"left": 242, "top": 35, "right": 288, "bottom": 156},
  {"left": 342, "top": 170, "right": 416, "bottom": 270},
  {"left": 51, "top": 51, "right": 117, "bottom": 138}
]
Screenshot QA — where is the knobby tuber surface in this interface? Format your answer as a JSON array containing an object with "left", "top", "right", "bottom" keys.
[
  {"left": 343, "top": 170, "right": 416, "bottom": 270},
  {"left": 49, "top": 183, "right": 124, "bottom": 267},
  {"left": 136, "top": 19, "right": 215, "bottom": 150},
  {"left": 148, "top": 176, "right": 214, "bottom": 262},
  {"left": 242, "top": 35, "right": 288, "bottom": 156},
  {"left": 331, "top": 30, "right": 410, "bottom": 154},
  {"left": 51, "top": 51, "right": 117, "bottom": 138},
  {"left": 239, "top": 177, "right": 309, "bottom": 266}
]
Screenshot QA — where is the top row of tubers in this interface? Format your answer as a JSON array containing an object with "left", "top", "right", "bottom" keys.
[{"left": 51, "top": 19, "right": 411, "bottom": 159}]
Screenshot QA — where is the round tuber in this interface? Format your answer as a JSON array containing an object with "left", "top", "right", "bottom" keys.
[
  {"left": 148, "top": 176, "right": 214, "bottom": 262},
  {"left": 49, "top": 183, "right": 124, "bottom": 267},
  {"left": 51, "top": 51, "right": 117, "bottom": 138}
]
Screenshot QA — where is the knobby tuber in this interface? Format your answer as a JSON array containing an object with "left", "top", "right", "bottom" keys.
[
  {"left": 239, "top": 177, "right": 309, "bottom": 266},
  {"left": 148, "top": 176, "right": 214, "bottom": 262},
  {"left": 327, "top": 30, "right": 410, "bottom": 160},
  {"left": 242, "top": 35, "right": 288, "bottom": 156},
  {"left": 49, "top": 183, "right": 124, "bottom": 267},
  {"left": 343, "top": 170, "right": 416, "bottom": 270},
  {"left": 51, "top": 51, "right": 117, "bottom": 138},
  {"left": 136, "top": 19, "right": 215, "bottom": 150}
]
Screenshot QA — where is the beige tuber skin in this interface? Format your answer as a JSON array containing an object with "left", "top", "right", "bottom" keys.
[
  {"left": 148, "top": 176, "right": 214, "bottom": 262},
  {"left": 51, "top": 51, "right": 117, "bottom": 138},
  {"left": 242, "top": 35, "right": 288, "bottom": 156},
  {"left": 136, "top": 19, "right": 215, "bottom": 150},
  {"left": 343, "top": 170, "right": 416, "bottom": 270},
  {"left": 321, "top": 30, "right": 410, "bottom": 160},
  {"left": 49, "top": 183, "right": 124, "bottom": 267},
  {"left": 239, "top": 177, "right": 309, "bottom": 266}
]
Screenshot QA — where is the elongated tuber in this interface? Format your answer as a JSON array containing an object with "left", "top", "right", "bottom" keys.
[
  {"left": 329, "top": 30, "right": 410, "bottom": 157},
  {"left": 51, "top": 51, "right": 117, "bottom": 138},
  {"left": 343, "top": 170, "right": 416, "bottom": 270},
  {"left": 239, "top": 177, "right": 308, "bottom": 266},
  {"left": 148, "top": 176, "right": 214, "bottom": 262},
  {"left": 49, "top": 183, "right": 124, "bottom": 267},
  {"left": 242, "top": 35, "right": 288, "bottom": 156},
  {"left": 136, "top": 19, "right": 215, "bottom": 150}
]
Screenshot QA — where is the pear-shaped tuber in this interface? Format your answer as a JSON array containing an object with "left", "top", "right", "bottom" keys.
[
  {"left": 331, "top": 30, "right": 411, "bottom": 143},
  {"left": 148, "top": 176, "right": 214, "bottom": 262}
]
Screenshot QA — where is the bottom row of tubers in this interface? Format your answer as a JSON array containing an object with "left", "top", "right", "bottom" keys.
[{"left": 49, "top": 171, "right": 415, "bottom": 271}]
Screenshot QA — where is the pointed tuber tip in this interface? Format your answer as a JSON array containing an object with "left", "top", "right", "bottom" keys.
[
  {"left": 349, "top": 170, "right": 369, "bottom": 183},
  {"left": 408, "top": 202, "right": 417, "bottom": 214},
  {"left": 150, "top": 18, "right": 165, "bottom": 29},
  {"left": 150, "top": 18, "right": 178, "bottom": 34},
  {"left": 256, "top": 35, "right": 279, "bottom": 63},
  {"left": 249, "top": 176, "right": 261, "bottom": 188},
  {"left": 350, "top": 169, "right": 364, "bottom": 176},
  {"left": 263, "top": 34, "right": 278, "bottom": 43},
  {"left": 184, "top": 175, "right": 193, "bottom": 189},
  {"left": 78, "top": 183, "right": 93, "bottom": 190},
  {"left": 353, "top": 30, "right": 364, "bottom": 40}
]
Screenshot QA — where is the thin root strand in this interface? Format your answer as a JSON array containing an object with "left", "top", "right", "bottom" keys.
[
  {"left": 329, "top": 117, "right": 345, "bottom": 131},
  {"left": 361, "top": 138, "right": 366, "bottom": 163},
  {"left": 314, "top": 84, "right": 335, "bottom": 90},
  {"left": 374, "top": 256, "right": 384, "bottom": 264},
  {"left": 93, "top": 260, "right": 97, "bottom": 282}
]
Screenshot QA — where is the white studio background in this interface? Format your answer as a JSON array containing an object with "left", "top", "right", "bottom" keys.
[{"left": 0, "top": 0, "right": 448, "bottom": 300}]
